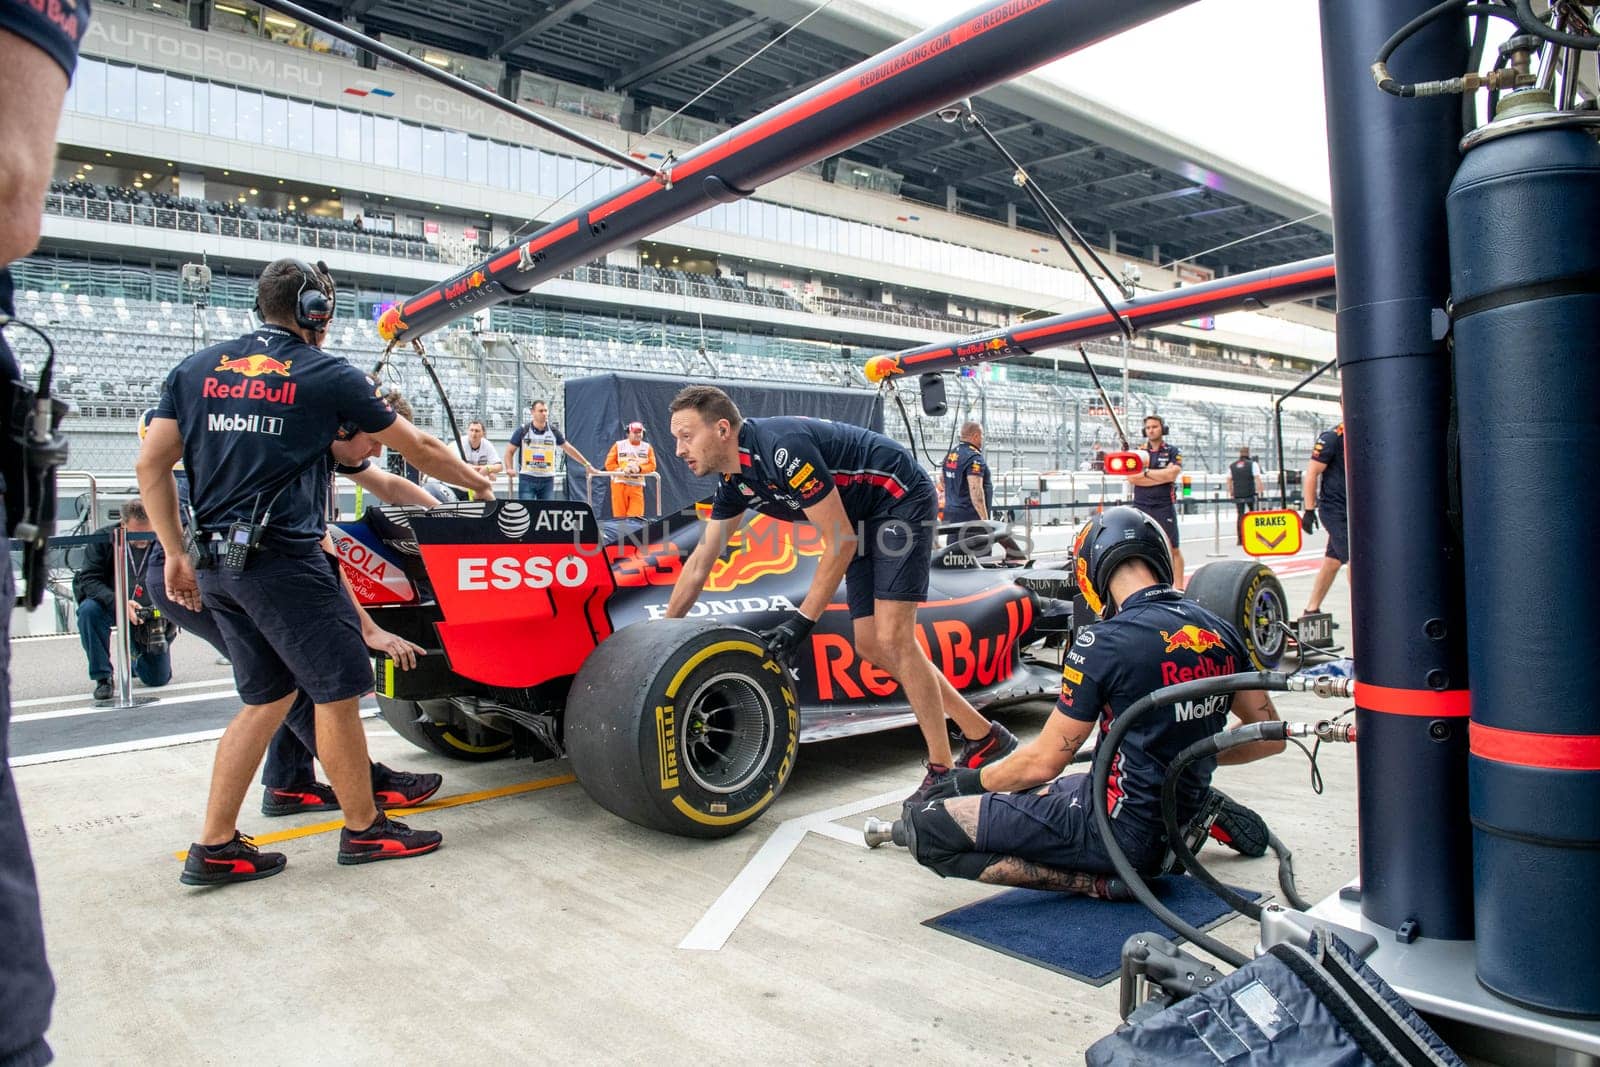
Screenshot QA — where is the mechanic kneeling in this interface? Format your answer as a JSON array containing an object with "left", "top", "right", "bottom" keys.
[{"left": 900, "top": 506, "right": 1283, "bottom": 896}]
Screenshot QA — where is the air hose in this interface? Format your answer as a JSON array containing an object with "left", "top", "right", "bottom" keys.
[
  {"left": 1162, "top": 725, "right": 1312, "bottom": 921},
  {"left": 1090, "top": 670, "right": 1356, "bottom": 969}
]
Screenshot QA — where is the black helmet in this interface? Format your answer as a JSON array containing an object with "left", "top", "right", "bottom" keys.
[{"left": 1073, "top": 506, "right": 1174, "bottom": 618}]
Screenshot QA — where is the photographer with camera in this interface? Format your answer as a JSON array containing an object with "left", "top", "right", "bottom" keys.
[{"left": 74, "top": 499, "right": 175, "bottom": 702}]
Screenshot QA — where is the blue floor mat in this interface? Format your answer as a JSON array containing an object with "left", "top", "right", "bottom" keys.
[{"left": 924, "top": 876, "right": 1261, "bottom": 987}]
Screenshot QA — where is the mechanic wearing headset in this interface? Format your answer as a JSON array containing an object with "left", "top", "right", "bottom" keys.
[
  {"left": 143, "top": 411, "right": 448, "bottom": 820},
  {"left": 1125, "top": 414, "right": 1186, "bottom": 588},
  {"left": 890, "top": 507, "right": 1282, "bottom": 894},
  {"left": 940, "top": 420, "right": 1026, "bottom": 563},
  {"left": 664, "top": 385, "right": 1018, "bottom": 801},
  {"left": 138, "top": 257, "right": 493, "bottom": 886},
  {"left": 1, "top": 0, "right": 91, "bottom": 1057}
]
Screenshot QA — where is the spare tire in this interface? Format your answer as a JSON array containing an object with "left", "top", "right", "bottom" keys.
[
  {"left": 565, "top": 620, "right": 800, "bottom": 838},
  {"left": 1184, "top": 560, "right": 1288, "bottom": 669}
]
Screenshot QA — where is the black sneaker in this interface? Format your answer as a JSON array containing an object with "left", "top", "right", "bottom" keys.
[
  {"left": 1093, "top": 876, "right": 1137, "bottom": 902},
  {"left": 906, "top": 762, "right": 955, "bottom": 804},
  {"left": 180, "top": 832, "right": 286, "bottom": 886},
  {"left": 1208, "top": 791, "right": 1270, "bottom": 858},
  {"left": 92, "top": 679, "right": 112, "bottom": 702},
  {"left": 371, "top": 763, "right": 444, "bottom": 809},
  {"left": 261, "top": 781, "right": 339, "bottom": 817},
  {"left": 338, "top": 814, "right": 442, "bottom": 866},
  {"left": 954, "top": 722, "right": 1018, "bottom": 770}
]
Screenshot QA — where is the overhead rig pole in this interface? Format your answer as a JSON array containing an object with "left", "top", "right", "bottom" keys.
[
  {"left": 377, "top": 0, "right": 1201, "bottom": 345},
  {"left": 863, "top": 255, "right": 1336, "bottom": 382}
]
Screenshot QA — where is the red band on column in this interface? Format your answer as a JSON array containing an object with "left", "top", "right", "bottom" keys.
[
  {"left": 1353, "top": 681, "right": 1470, "bottom": 718},
  {"left": 1470, "top": 722, "right": 1600, "bottom": 770}
]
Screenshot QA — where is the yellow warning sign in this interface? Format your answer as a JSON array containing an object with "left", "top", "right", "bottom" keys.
[{"left": 1242, "top": 510, "right": 1303, "bottom": 557}]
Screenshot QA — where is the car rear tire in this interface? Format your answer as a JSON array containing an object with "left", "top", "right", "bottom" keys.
[
  {"left": 1184, "top": 560, "right": 1288, "bottom": 669},
  {"left": 566, "top": 620, "right": 800, "bottom": 839},
  {"left": 376, "top": 695, "right": 514, "bottom": 762}
]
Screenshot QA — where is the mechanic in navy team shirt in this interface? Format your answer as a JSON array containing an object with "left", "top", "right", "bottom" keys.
[
  {"left": 143, "top": 417, "right": 447, "bottom": 819},
  {"left": 1125, "top": 414, "right": 1186, "bottom": 588},
  {"left": 138, "top": 258, "right": 493, "bottom": 885},
  {"left": 940, "top": 420, "right": 1026, "bottom": 563},
  {"left": 1, "top": 0, "right": 91, "bottom": 1058},
  {"left": 890, "top": 507, "right": 1282, "bottom": 894},
  {"left": 1301, "top": 420, "right": 1349, "bottom": 617},
  {"left": 664, "top": 386, "right": 1018, "bottom": 799}
]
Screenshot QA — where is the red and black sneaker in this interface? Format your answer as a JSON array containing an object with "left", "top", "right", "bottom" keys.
[
  {"left": 1208, "top": 791, "right": 1271, "bottom": 858},
  {"left": 338, "top": 815, "right": 443, "bottom": 866},
  {"left": 371, "top": 763, "right": 444, "bottom": 810},
  {"left": 954, "top": 722, "right": 1018, "bottom": 770},
  {"left": 260, "top": 781, "right": 338, "bottom": 817},
  {"left": 906, "top": 762, "right": 955, "bottom": 805},
  {"left": 180, "top": 832, "right": 286, "bottom": 886}
]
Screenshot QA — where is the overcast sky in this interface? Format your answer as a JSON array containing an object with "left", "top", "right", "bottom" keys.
[{"left": 874, "top": 0, "right": 1333, "bottom": 203}]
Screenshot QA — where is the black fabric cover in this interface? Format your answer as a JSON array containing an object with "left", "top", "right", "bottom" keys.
[
  {"left": 562, "top": 372, "right": 884, "bottom": 517},
  {"left": 1086, "top": 931, "right": 1464, "bottom": 1066}
]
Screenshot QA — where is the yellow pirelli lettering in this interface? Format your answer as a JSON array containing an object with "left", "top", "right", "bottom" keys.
[{"left": 656, "top": 704, "right": 679, "bottom": 789}]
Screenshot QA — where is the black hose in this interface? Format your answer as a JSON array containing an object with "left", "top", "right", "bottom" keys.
[
  {"left": 1160, "top": 721, "right": 1293, "bottom": 923},
  {"left": 1268, "top": 831, "right": 1312, "bottom": 912},
  {"left": 1091, "top": 671, "right": 1286, "bottom": 969},
  {"left": 1463, "top": 6, "right": 1490, "bottom": 131},
  {"left": 1373, "top": 0, "right": 1524, "bottom": 97},
  {"left": 1512, "top": 0, "right": 1600, "bottom": 50}
]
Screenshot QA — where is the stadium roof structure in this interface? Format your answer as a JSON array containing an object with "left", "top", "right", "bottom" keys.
[{"left": 311, "top": 0, "right": 1333, "bottom": 278}]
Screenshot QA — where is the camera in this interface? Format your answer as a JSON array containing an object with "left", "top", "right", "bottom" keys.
[{"left": 131, "top": 604, "right": 170, "bottom": 656}]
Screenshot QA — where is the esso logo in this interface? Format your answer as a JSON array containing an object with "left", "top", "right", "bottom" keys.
[{"left": 457, "top": 555, "right": 590, "bottom": 591}]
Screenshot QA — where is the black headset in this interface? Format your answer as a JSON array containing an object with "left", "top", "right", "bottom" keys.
[{"left": 254, "top": 259, "right": 335, "bottom": 332}]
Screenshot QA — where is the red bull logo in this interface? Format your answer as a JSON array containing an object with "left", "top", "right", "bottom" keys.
[
  {"left": 1162, "top": 625, "right": 1224, "bottom": 655},
  {"left": 443, "top": 269, "right": 490, "bottom": 302},
  {"left": 216, "top": 353, "right": 293, "bottom": 378},
  {"left": 705, "top": 514, "right": 824, "bottom": 593},
  {"left": 376, "top": 305, "right": 408, "bottom": 342}
]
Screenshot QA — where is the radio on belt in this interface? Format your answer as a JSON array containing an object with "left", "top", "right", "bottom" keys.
[{"left": 222, "top": 520, "right": 265, "bottom": 572}]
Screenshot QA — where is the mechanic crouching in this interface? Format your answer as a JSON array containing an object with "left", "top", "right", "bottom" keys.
[{"left": 893, "top": 507, "right": 1283, "bottom": 896}]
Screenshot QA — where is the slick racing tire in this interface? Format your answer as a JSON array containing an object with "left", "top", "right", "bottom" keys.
[
  {"left": 376, "top": 695, "right": 514, "bottom": 762},
  {"left": 566, "top": 620, "right": 800, "bottom": 839},
  {"left": 1183, "top": 560, "right": 1288, "bottom": 670}
]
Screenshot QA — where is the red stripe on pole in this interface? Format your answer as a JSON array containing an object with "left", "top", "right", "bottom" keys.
[
  {"left": 1470, "top": 722, "right": 1600, "bottom": 770},
  {"left": 1354, "top": 681, "right": 1470, "bottom": 717},
  {"left": 489, "top": 219, "right": 581, "bottom": 274}
]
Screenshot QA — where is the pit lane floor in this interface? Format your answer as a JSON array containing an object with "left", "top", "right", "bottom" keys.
[{"left": 13, "top": 522, "right": 1358, "bottom": 1064}]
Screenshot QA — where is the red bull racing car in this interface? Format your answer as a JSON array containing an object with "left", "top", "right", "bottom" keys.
[{"left": 331, "top": 498, "right": 1287, "bottom": 837}]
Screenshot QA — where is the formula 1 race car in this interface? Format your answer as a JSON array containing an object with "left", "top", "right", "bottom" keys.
[{"left": 331, "top": 498, "right": 1287, "bottom": 837}]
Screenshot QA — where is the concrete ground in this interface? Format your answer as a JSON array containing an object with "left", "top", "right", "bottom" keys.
[{"left": 12, "top": 522, "right": 1358, "bottom": 1065}]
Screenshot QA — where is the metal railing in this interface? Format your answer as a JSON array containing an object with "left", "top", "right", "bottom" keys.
[
  {"left": 42, "top": 193, "right": 478, "bottom": 265},
  {"left": 584, "top": 469, "right": 663, "bottom": 518}
]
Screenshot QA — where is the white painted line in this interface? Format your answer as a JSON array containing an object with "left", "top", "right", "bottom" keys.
[
  {"left": 9, "top": 706, "right": 378, "bottom": 767},
  {"left": 12, "top": 686, "right": 243, "bottom": 723},
  {"left": 13, "top": 677, "right": 240, "bottom": 708},
  {"left": 678, "top": 788, "right": 905, "bottom": 952}
]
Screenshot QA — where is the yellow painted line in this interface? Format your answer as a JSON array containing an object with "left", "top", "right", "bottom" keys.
[{"left": 174, "top": 773, "right": 576, "bottom": 859}]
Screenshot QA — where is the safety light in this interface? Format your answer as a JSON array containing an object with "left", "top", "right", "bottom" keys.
[{"left": 1104, "top": 451, "right": 1145, "bottom": 475}]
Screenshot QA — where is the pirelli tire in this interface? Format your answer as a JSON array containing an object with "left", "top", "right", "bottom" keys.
[
  {"left": 566, "top": 620, "right": 800, "bottom": 839},
  {"left": 1183, "top": 560, "right": 1288, "bottom": 670},
  {"left": 376, "top": 695, "right": 514, "bottom": 762}
]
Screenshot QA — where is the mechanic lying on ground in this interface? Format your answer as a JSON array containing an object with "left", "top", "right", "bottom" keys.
[
  {"left": 893, "top": 507, "right": 1283, "bottom": 895},
  {"left": 143, "top": 417, "right": 448, "bottom": 818},
  {"left": 664, "top": 386, "right": 1017, "bottom": 801}
]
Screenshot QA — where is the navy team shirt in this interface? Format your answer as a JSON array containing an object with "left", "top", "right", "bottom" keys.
[
  {"left": 153, "top": 325, "right": 395, "bottom": 552},
  {"left": 1056, "top": 585, "right": 1252, "bottom": 834},
  {"left": 1132, "top": 442, "right": 1182, "bottom": 507},
  {"left": 1309, "top": 423, "right": 1346, "bottom": 509},
  {"left": 710, "top": 417, "right": 934, "bottom": 523},
  {"left": 941, "top": 441, "right": 992, "bottom": 523}
]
